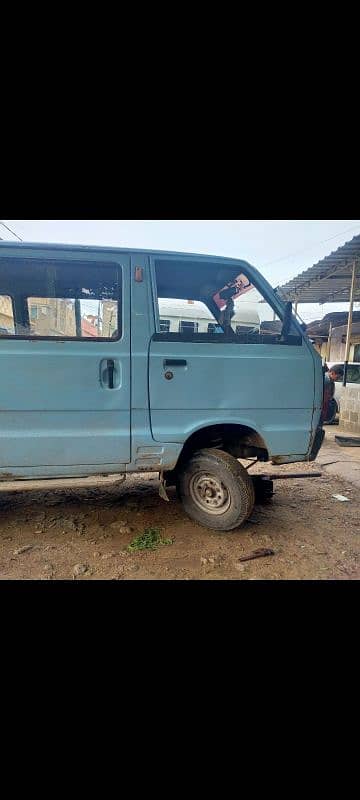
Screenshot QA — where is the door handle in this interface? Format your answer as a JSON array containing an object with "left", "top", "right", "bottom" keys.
[
  {"left": 100, "top": 359, "right": 118, "bottom": 389},
  {"left": 163, "top": 359, "right": 187, "bottom": 368},
  {"left": 107, "top": 359, "right": 115, "bottom": 389}
]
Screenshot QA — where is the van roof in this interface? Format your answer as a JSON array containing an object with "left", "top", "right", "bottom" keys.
[{"left": 0, "top": 240, "right": 252, "bottom": 265}]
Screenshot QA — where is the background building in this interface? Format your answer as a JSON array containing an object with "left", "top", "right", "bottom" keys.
[
  {"left": 306, "top": 311, "right": 360, "bottom": 362},
  {"left": 0, "top": 294, "right": 14, "bottom": 333}
]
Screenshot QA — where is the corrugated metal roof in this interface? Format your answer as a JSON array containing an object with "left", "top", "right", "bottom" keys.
[
  {"left": 331, "top": 322, "right": 360, "bottom": 340},
  {"left": 306, "top": 311, "right": 360, "bottom": 337},
  {"left": 278, "top": 234, "right": 360, "bottom": 304}
]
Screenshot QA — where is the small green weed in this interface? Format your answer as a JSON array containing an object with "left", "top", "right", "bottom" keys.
[{"left": 127, "top": 528, "right": 174, "bottom": 553}]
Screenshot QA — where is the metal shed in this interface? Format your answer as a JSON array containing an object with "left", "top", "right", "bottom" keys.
[
  {"left": 278, "top": 234, "right": 360, "bottom": 305},
  {"left": 278, "top": 234, "right": 360, "bottom": 386}
]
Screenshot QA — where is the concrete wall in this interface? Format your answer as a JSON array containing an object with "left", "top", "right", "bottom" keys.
[{"left": 340, "top": 386, "right": 360, "bottom": 434}]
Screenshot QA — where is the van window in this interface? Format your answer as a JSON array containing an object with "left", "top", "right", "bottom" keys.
[
  {"left": 0, "top": 259, "right": 121, "bottom": 340},
  {"left": 0, "top": 295, "right": 15, "bottom": 335},
  {"left": 154, "top": 259, "right": 300, "bottom": 344},
  {"left": 347, "top": 365, "right": 360, "bottom": 383}
]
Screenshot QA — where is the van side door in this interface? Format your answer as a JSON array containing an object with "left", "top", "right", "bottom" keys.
[
  {"left": 0, "top": 247, "right": 131, "bottom": 476},
  {"left": 148, "top": 256, "right": 315, "bottom": 460}
]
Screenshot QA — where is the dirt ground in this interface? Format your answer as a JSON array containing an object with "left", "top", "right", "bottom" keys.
[{"left": 0, "top": 457, "right": 359, "bottom": 580}]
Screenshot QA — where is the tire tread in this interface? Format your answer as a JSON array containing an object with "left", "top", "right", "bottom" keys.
[{"left": 178, "top": 448, "right": 255, "bottom": 531}]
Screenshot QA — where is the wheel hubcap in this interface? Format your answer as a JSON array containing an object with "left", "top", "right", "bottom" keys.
[{"left": 189, "top": 472, "right": 231, "bottom": 516}]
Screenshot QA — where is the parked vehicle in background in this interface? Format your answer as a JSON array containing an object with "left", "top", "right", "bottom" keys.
[
  {"left": 0, "top": 242, "right": 326, "bottom": 532},
  {"left": 327, "top": 362, "right": 360, "bottom": 422},
  {"left": 159, "top": 297, "right": 260, "bottom": 335}
]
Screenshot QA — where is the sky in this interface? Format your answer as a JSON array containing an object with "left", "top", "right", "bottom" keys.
[{"left": 1, "top": 219, "right": 360, "bottom": 322}]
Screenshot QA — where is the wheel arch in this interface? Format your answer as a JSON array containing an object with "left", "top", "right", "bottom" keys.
[{"left": 164, "top": 422, "right": 270, "bottom": 484}]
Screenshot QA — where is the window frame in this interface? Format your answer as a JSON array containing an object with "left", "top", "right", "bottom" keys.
[
  {"left": 151, "top": 257, "right": 303, "bottom": 347},
  {"left": 0, "top": 258, "right": 123, "bottom": 343}
]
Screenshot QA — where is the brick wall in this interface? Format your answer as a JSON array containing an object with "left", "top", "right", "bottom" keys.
[{"left": 340, "top": 386, "right": 360, "bottom": 434}]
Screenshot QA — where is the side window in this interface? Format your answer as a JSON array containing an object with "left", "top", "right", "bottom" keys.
[
  {"left": 154, "top": 259, "right": 300, "bottom": 344},
  {"left": 348, "top": 366, "right": 360, "bottom": 384},
  {"left": 0, "top": 259, "right": 121, "bottom": 340},
  {"left": 0, "top": 295, "right": 15, "bottom": 335},
  {"left": 332, "top": 366, "right": 343, "bottom": 383}
]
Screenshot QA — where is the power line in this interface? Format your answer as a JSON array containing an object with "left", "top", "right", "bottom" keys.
[
  {"left": 0, "top": 221, "right": 23, "bottom": 242},
  {"left": 263, "top": 224, "right": 360, "bottom": 268}
]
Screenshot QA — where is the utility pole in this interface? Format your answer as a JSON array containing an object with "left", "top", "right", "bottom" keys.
[
  {"left": 343, "top": 261, "right": 357, "bottom": 387},
  {"left": 326, "top": 321, "right": 333, "bottom": 363},
  {"left": 75, "top": 300, "right": 82, "bottom": 338}
]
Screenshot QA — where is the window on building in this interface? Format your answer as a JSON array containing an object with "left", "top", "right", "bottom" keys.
[
  {"left": 179, "top": 321, "right": 199, "bottom": 334},
  {"left": 347, "top": 365, "right": 360, "bottom": 383},
  {"left": 160, "top": 319, "right": 171, "bottom": 333},
  {"left": 236, "top": 324, "right": 259, "bottom": 335},
  {"left": 28, "top": 298, "right": 77, "bottom": 337},
  {"left": 0, "top": 295, "right": 15, "bottom": 335},
  {"left": 0, "top": 259, "right": 122, "bottom": 340}
]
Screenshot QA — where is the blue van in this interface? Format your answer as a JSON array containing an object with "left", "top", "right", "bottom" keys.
[{"left": 0, "top": 242, "right": 325, "bottom": 531}]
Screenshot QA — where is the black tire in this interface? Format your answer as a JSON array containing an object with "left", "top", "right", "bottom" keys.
[{"left": 177, "top": 449, "right": 255, "bottom": 531}]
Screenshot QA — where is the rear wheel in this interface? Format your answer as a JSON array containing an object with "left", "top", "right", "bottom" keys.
[{"left": 177, "top": 449, "right": 255, "bottom": 531}]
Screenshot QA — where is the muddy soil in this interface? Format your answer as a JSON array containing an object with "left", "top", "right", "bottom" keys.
[{"left": 0, "top": 462, "right": 359, "bottom": 580}]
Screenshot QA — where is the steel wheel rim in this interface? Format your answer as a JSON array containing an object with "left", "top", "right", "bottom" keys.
[{"left": 189, "top": 472, "right": 231, "bottom": 516}]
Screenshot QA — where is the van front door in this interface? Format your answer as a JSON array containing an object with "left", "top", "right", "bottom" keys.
[
  {"left": 0, "top": 248, "right": 130, "bottom": 476},
  {"left": 148, "top": 256, "right": 315, "bottom": 460}
]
